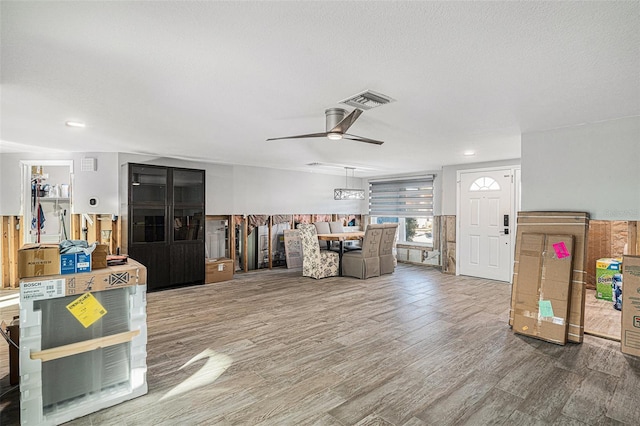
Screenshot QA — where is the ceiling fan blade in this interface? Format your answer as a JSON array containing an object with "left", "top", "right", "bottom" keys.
[
  {"left": 266, "top": 132, "right": 328, "bottom": 141},
  {"left": 342, "top": 133, "right": 384, "bottom": 145},
  {"left": 329, "top": 108, "right": 363, "bottom": 134}
]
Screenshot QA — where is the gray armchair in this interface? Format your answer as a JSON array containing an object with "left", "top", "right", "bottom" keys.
[
  {"left": 379, "top": 223, "right": 398, "bottom": 274},
  {"left": 342, "top": 225, "right": 383, "bottom": 279}
]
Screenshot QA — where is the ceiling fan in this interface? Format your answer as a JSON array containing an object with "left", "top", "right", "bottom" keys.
[{"left": 267, "top": 108, "right": 383, "bottom": 145}]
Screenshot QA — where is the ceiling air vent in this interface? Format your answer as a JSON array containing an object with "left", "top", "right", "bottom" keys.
[{"left": 339, "top": 90, "right": 395, "bottom": 110}]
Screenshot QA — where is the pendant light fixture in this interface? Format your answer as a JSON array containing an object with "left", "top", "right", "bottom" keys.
[{"left": 334, "top": 167, "right": 365, "bottom": 200}]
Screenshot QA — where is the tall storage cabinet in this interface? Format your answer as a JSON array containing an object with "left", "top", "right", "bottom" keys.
[{"left": 124, "top": 164, "right": 205, "bottom": 291}]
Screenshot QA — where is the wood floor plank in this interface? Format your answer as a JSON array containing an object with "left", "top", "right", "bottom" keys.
[
  {"left": 561, "top": 370, "right": 619, "bottom": 425},
  {"left": 606, "top": 356, "right": 640, "bottom": 424},
  {"left": 413, "top": 371, "right": 502, "bottom": 425},
  {"left": 507, "top": 409, "right": 552, "bottom": 426},
  {"left": 354, "top": 413, "right": 395, "bottom": 426},
  {"left": 515, "top": 366, "right": 584, "bottom": 423},
  {"left": 454, "top": 387, "right": 524, "bottom": 425}
]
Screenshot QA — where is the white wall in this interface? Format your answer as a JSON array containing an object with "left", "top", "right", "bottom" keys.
[
  {"left": 117, "top": 153, "right": 366, "bottom": 215},
  {"left": 2, "top": 152, "right": 366, "bottom": 217},
  {"left": 0, "top": 152, "right": 119, "bottom": 215},
  {"left": 440, "top": 159, "right": 521, "bottom": 215},
  {"left": 522, "top": 116, "right": 640, "bottom": 220},
  {"left": 230, "top": 165, "right": 365, "bottom": 214}
]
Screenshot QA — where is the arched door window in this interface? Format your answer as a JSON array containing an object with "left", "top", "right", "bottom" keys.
[{"left": 469, "top": 176, "right": 501, "bottom": 191}]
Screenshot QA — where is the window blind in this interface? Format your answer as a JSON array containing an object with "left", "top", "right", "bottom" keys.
[{"left": 369, "top": 175, "right": 434, "bottom": 217}]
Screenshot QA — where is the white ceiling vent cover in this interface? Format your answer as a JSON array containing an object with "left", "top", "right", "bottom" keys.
[{"left": 339, "top": 90, "right": 395, "bottom": 110}]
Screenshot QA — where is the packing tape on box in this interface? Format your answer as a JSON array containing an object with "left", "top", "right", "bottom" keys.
[{"left": 514, "top": 308, "right": 566, "bottom": 325}]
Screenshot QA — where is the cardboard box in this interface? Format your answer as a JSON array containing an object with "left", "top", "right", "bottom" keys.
[
  {"left": 18, "top": 244, "right": 60, "bottom": 278},
  {"left": 510, "top": 211, "right": 589, "bottom": 343},
  {"left": 622, "top": 255, "right": 640, "bottom": 357},
  {"left": 92, "top": 244, "right": 109, "bottom": 269},
  {"left": 61, "top": 252, "right": 92, "bottom": 275},
  {"left": 596, "top": 258, "right": 622, "bottom": 301},
  {"left": 19, "top": 259, "right": 147, "bottom": 301},
  {"left": 513, "top": 233, "right": 574, "bottom": 345},
  {"left": 206, "top": 258, "right": 234, "bottom": 283}
]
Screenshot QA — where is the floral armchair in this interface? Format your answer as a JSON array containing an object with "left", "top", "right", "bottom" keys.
[{"left": 298, "top": 224, "right": 339, "bottom": 279}]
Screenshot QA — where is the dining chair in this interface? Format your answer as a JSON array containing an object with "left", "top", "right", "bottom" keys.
[
  {"left": 315, "top": 221, "right": 341, "bottom": 251},
  {"left": 314, "top": 221, "right": 331, "bottom": 235},
  {"left": 379, "top": 223, "right": 399, "bottom": 274},
  {"left": 298, "top": 224, "right": 339, "bottom": 279},
  {"left": 329, "top": 221, "right": 344, "bottom": 233},
  {"left": 341, "top": 224, "right": 383, "bottom": 279},
  {"left": 331, "top": 220, "right": 361, "bottom": 250}
]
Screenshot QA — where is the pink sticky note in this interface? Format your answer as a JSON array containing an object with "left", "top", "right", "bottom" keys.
[{"left": 553, "top": 242, "right": 570, "bottom": 259}]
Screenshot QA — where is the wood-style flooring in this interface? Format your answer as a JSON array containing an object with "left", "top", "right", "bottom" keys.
[
  {"left": 2, "top": 264, "right": 640, "bottom": 425},
  {"left": 584, "top": 288, "right": 622, "bottom": 340}
]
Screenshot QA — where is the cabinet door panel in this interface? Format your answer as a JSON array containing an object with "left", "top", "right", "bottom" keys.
[
  {"left": 169, "top": 243, "right": 205, "bottom": 285},
  {"left": 173, "top": 208, "right": 204, "bottom": 241},
  {"left": 131, "top": 207, "right": 167, "bottom": 243},
  {"left": 130, "top": 165, "right": 167, "bottom": 204},
  {"left": 128, "top": 245, "right": 170, "bottom": 291},
  {"left": 173, "top": 169, "right": 204, "bottom": 205}
]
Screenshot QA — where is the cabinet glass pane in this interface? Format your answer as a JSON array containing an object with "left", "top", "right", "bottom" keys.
[
  {"left": 132, "top": 207, "right": 166, "bottom": 243},
  {"left": 131, "top": 166, "right": 167, "bottom": 203},
  {"left": 173, "top": 170, "right": 204, "bottom": 204},
  {"left": 173, "top": 208, "right": 204, "bottom": 241}
]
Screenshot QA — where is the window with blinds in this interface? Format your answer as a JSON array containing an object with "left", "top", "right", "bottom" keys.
[
  {"left": 369, "top": 175, "right": 435, "bottom": 246},
  {"left": 369, "top": 175, "right": 435, "bottom": 217}
]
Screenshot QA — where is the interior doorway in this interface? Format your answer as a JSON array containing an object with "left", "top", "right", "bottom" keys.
[
  {"left": 21, "top": 160, "right": 73, "bottom": 244},
  {"left": 457, "top": 166, "right": 520, "bottom": 282}
]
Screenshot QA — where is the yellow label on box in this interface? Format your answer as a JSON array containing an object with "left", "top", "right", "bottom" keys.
[{"left": 66, "top": 292, "right": 107, "bottom": 328}]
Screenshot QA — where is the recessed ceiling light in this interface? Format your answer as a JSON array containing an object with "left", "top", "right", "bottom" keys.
[
  {"left": 464, "top": 151, "right": 475, "bottom": 156},
  {"left": 65, "top": 121, "right": 85, "bottom": 128}
]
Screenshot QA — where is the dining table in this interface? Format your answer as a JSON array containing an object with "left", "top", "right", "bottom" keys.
[{"left": 316, "top": 231, "right": 365, "bottom": 276}]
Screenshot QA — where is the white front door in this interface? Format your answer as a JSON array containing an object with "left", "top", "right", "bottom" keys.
[{"left": 458, "top": 169, "right": 513, "bottom": 282}]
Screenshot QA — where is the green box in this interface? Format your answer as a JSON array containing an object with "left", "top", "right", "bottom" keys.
[{"left": 596, "top": 258, "right": 622, "bottom": 301}]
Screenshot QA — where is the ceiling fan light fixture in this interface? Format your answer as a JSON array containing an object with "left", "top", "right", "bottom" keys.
[{"left": 327, "top": 132, "right": 343, "bottom": 140}]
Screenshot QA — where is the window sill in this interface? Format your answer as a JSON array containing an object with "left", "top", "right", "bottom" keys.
[{"left": 396, "top": 243, "right": 435, "bottom": 250}]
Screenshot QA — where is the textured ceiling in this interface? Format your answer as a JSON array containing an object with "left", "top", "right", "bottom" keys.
[{"left": 1, "top": 1, "right": 638, "bottom": 176}]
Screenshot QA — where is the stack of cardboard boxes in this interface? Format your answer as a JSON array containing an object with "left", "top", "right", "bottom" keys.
[
  {"left": 510, "top": 212, "right": 640, "bottom": 359},
  {"left": 510, "top": 212, "right": 590, "bottom": 344},
  {"left": 622, "top": 255, "right": 640, "bottom": 356},
  {"left": 512, "top": 233, "right": 574, "bottom": 344},
  {"left": 18, "top": 242, "right": 109, "bottom": 279}
]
